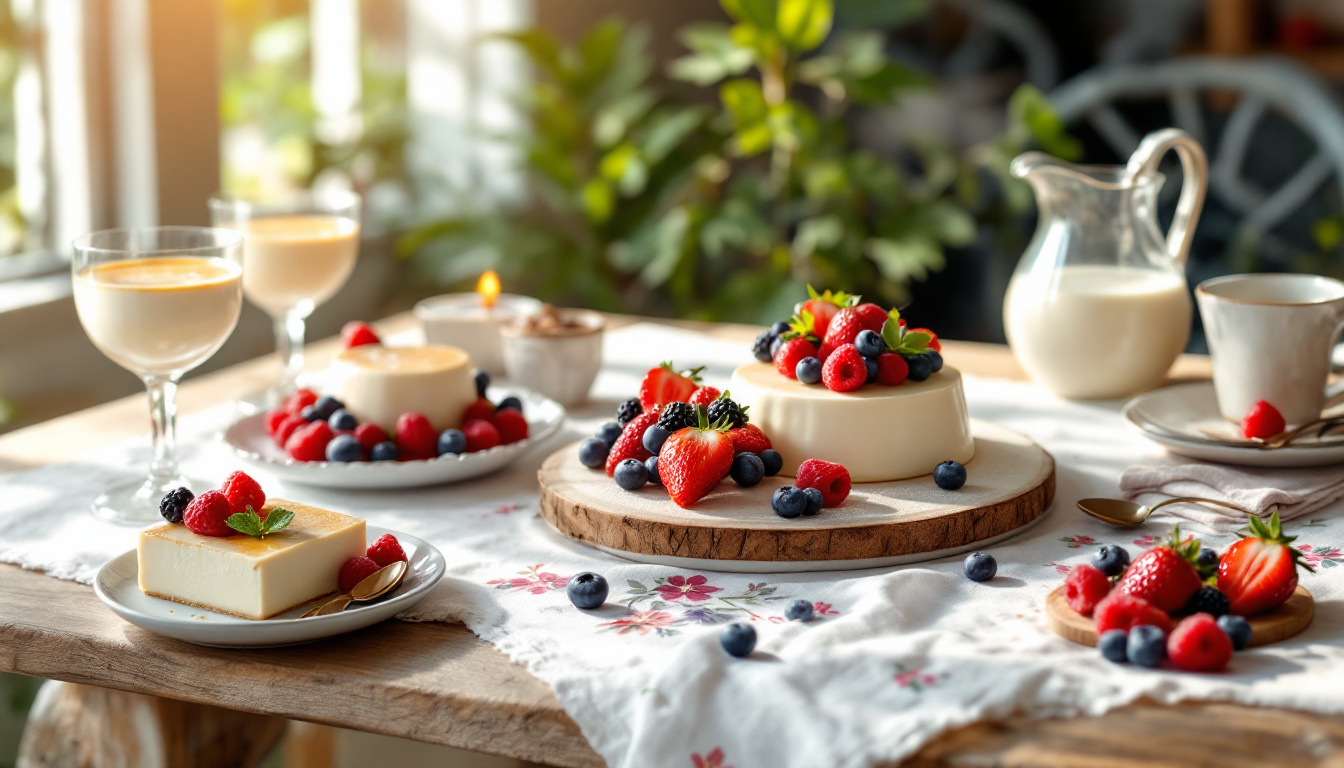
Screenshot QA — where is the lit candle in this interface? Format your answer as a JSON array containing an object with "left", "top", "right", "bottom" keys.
[{"left": 413, "top": 271, "right": 543, "bottom": 375}]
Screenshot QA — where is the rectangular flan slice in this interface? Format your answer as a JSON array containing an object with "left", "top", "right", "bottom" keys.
[{"left": 138, "top": 500, "right": 366, "bottom": 619}]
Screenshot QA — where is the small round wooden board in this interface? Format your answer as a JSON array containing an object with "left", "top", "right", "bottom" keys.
[
  {"left": 1045, "top": 585, "right": 1314, "bottom": 648},
  {"left": 538, "top": 419, "right": 1054, "bottom": 572}
]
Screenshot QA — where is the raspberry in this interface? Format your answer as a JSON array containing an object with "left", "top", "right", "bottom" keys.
[
  {"left": 366, "top": 533, "right": 408, "bottom": 567},
  {"left": 1241, "top": 400, "right": 1285, "bottom": 439},
  {"left": 1167, "top": 613, "right": 1233, "bottom": 672},
  {"left": 338, "top": 556, "right": 382, "bottom": 593},
  {"left": 265, "top": 409, "right": 290, "bottom": 437},
  {"left": 463, "top": 419, "right": 502, "bottom": 452},
  {"left": 728, "top": 424, "right": 772, "bottom": 454},
  {"left": 353, "top": 423, "right": 389, "bottom": 456},
  {"left": 183, "top": 490, "right": 234, "bottom": 537},
  {"left": 494, "top": 408, "right": 529, "bottom": 444},
  {"left": 219, "top": 471, "right": 266, "bottom": 516},
  {"left": 821, "top": 344, "right": 866, "bottom": 392},
  {"left": 1063, "top": 564, "right": 1111, "bottom": 616},
  {"left": 689, "top": 387, "right": 721, "bottom": 407},
  {"left": 286, "top": 421, "right": 334, "bottom": 462},
  {"left": 875, "top": 353, "right": 909, "bottom": 386},
  {"left": 1094, "top": 591, "right": 1169, "bottom": 635},
  {"left": 274, "top": 414, "right": 307, "bottom": 448},
  {"left": 395, "top": 412, "right": 438, "bottom": 460},
  {"left": 283, "top": 388, "right": 318, "bottom": 416},
  {"left": 341, "top": 321, "right": 380, "bottom": 349},
  {"left": 796, "top": 458, "right": 851, "bottom": 507},
  {"left": 462, "top": 398, "right": 496, "bottom": 425},
  {"left": 906, "top": 327, "right": 941, "bottom": 352},
  {"left": 774, "top": 338, "right": 818, "bottom": 380}
]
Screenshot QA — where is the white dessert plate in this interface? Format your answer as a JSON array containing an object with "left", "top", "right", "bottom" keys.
[
  {"left": 223, "top": 386, "right": 565, "bottom": 489},
  {"left": 94, "top": 526, "right": 444, "bottom": 648},
  {"left": 1124, "top": 382, "right": 1344, "bottom": 468}
]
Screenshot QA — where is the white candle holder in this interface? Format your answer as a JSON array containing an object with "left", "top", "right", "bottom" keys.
[{"left": 414, "top": 293, "right": 543, "bottom": 375}]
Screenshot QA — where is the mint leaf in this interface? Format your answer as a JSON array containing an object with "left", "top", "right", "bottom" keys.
[
  {"left": 897, "top": 331, "right": 932, "bottom": 355},
  {"left": 880, "top": 318, "right": 903, "bottom": 352},
  {"left": 225, "top": 510, "right": 264, "bottom": 537},
  {"left": 260, "top": 507, "right": 294, "bottom": 535}
]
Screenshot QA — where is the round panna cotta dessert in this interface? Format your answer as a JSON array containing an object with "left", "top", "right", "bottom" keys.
[
  {"left": 329, "top": 344, "right": 477, "bottom": 431},
  {"left": 729, "top": 362, "right": 975, "bottom": 482}
]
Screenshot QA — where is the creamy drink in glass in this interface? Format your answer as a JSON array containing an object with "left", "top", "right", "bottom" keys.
[
  {"left": 210, "top": 189, "right": 361, "bottom": 408},
  {"left": 72, "top": 228, "right": 244, "bottom": 524}
]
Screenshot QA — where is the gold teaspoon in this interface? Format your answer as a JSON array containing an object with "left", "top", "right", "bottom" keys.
[
  {"left": 1077, "top": 496, "right": 1256, "bottom": 528},
  {"left": 301, "top": 560, "right": 409, "bottom": 618}
]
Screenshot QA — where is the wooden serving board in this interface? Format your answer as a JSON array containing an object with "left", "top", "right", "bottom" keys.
[
  {"left": 1045, "top": 585, "right": 1314, "bottom": 648},
  {"left": 538, "top": 419, "right": 1054, "bottom": 572}
]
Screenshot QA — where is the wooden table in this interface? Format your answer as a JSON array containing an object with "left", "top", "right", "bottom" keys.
[{"left": 3, "top": 314, "right": 1341, "bottom": 768}]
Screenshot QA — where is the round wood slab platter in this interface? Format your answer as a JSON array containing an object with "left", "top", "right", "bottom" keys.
[
  {"left": 538, "top": 419, "right": 1055, "bottom": 572},
  {"left": 1045, "top": 585, "right": 1314, "bottom": 648}
]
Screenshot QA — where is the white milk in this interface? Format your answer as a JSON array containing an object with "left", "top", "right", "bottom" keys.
[
  {"left": 239, "top": 214, "right": 359, "bottom": 316},
  {"left": 1004, "top": 265, "right": 1191, "bottom": 399},
  {"left": 74, "top": 257, "right": 243, "bottom": 376}
]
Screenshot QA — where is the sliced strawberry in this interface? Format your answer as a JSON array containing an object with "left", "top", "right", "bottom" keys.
[
  {"left": 605, "top": 411, "right": 659, "bottom": 476},
  {"left": 1218, "top": 510, "right": 1312, "bottom": 616},
  {"left": 728, "top": 423, "right": 772, "bottom": 454},
  {"left": 689, "top": 386, "right": 721, "bottom": 407},
  {"left": 1117, "top": 526, "right": 1205, "bottom": 613},
  {"left": 659, "top": 411, "right": 735, "bottom": 508},
  {"left": 906, "top": 327, "right": 941, "bottom": 352},
  {"left": 638, "top": 363, "right": 703, "bottom": 411}
]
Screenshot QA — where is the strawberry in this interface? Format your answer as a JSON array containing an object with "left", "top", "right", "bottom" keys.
[
  {"left": 638, "top": 363, "right": 703, "bottom": 411},
  {"left": 906, "top": 327, "right": 941, "bottom": 352},
  {"left": 1167, "top": 613, "right": 1233, "bottom": 672},
  {"left": 774, "top": 338, "right": 818, "bottom": 379},
  {"left": 875, "top": 353, "right": 908, "bottom": 385},
  {"left": 1063, "top": 564, "right": 1111, "bottom": 616},
  {"left": 818, "top": 304, "right": 887, "bottom": 360},
  {"left": 463, "top": 398, "right": 496, "bottom": 424},
  {"left": 658, "top": 407, "right": 735, "bottom": 508},
  {"left": 1117, "top": 526, "right": 1205, "bottom": 613},
  {"left": 1218, "top": 510, "right": 1312, "bottom": 616},
  {"left": 1241, "top": 400, "right": 1285, "bottom": 440},
  {"left": 341, "top": 321, "right": 380, "bottom": 349},
  {"left": 728, "top": 423, "right": 772, "bottom": 454},
  {"left": 821, "top": 344, "right": 866, "bottom": 392},
  {"left": 605, "top": 411, "right": 659, "bottom": 476},
  {"left": 796, "top": 286, "right": 856, "bottom": 338},
  {"left": 689, "top": 386, "right": 722, "bottom": 407},
  {"left": 395, "top": 412, "right": 438, "bottom": 460},
  {"left": 353, "top": 423, "right": 389, "bottom": 456},
  {"left": 265, "top": 409, "right": 290, "bottom": 437},
  {"left": 1094, "top": 591, "right": 1170, "bottom": 634},
  {"left": 283, "top": 388, "right": 318, "bottom": 416}
]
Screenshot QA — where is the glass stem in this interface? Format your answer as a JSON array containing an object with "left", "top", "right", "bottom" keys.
[
  {"left": 275, "top": 311, "right": 306, "bottom": 395},
  {"left": 144, "top": 376, "right": 180, "bottom": 485}
]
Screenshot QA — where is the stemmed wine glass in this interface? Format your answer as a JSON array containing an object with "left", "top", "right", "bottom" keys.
[{"left": 72, "top": 227, "right": 244, "bottom": 524}]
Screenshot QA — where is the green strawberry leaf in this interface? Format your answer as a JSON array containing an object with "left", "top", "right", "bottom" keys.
[{"left": 781, "top": 311, "right": 819, "bottom": 343}]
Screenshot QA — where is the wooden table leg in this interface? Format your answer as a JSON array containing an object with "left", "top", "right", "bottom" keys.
[{"left": 17, "top": 681, "right": 286, "bottom": 768}]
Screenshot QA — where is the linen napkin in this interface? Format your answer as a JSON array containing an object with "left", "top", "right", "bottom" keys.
[{"left": 1119, "top": 460, "right": 1344, "bottom": 529}]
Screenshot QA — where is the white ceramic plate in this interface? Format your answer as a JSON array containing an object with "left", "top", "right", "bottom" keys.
[
  {"left": 1124, "top": 382, "right": 1344, "bottom": 468},
  {"left": 94, "top": 526, "right": 444, "bottom": 648},
  {"left": 223, "top": 386, "right": 565, "bottom": 489}
]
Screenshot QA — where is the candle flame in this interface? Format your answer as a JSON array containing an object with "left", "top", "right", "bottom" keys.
[{"left": 477, "top": 270, "right": 501, "bottom": 309}]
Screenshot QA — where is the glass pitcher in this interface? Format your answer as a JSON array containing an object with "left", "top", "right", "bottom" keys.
[{"left": 1003, "top": 128, "right": 1208, "bottom": 399}]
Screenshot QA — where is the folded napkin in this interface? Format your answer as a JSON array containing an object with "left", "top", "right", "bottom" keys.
[{"left": 1119, "top": 460, "right": 1344, "bottom": 530}]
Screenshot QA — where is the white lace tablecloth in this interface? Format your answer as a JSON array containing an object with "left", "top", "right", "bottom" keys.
[{"left": 5, "top": 323, "right": 1344, "bottom": 768}]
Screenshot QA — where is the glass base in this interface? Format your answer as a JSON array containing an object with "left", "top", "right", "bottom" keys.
[{"left": 92, "top": 474, "right": 196, "bottom": 526}]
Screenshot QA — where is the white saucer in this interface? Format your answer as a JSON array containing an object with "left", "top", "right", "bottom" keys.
[
  {"left": 1124, "top": 382, "right": 1344, "bottom": 468},
  {"left": 94, "top": 526, "right": 444, "bottom": 648},
  {"left": 224, "top": 386, "right": 565, "bottom": 489}
]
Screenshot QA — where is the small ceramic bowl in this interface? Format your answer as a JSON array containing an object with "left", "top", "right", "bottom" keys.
[
  {"left": 500, "top": 309, "right": 605, "bottom": 406},
  {"left": 414, "top": 293, "right": 544, "bottom": 376}
]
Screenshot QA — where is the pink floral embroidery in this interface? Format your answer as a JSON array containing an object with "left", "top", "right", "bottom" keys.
[
  {"left": 691, "top": 747, "right": 733, "bottom": 768},
  {"left": 493, "top": 503, "right": 522, "bottom": 515},
  {"left": 598, "top": 610, "right": 678, "bottom": 636},
  {"left": 1060, "top": 535, "right": 1096, "bottom": 549},
  {"left": 1132, "top": 534, "right": 1158, "bottom": 547},
  {"left": 814, "top": 602, "right": 837, "bottom": 615},
  {"left": 487, "top": 564, "right": 569, "bottom": 594},
  {"left": 654, "top": 574, "right": 723, "bottom": 602},
  {"left": 1296, "top": 543, "right": 1344, "bottom": 568},
  {"left": 1043, "top": 562, "right": 1071, "bottom": 575},
  {"left": 895, "top": 665, "right": 938, "bottom": 692}
]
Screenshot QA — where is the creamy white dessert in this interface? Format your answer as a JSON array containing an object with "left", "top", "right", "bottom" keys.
[
  {"left": 330, "top": 344, "right": 477, "bottom": 430},
  {"left": 237, "top": 214, "right": 359, "bottom": 317},
  {"left": 138, "top": 500, "right": 366, "bottom": 620},
  {"left": 729, "top": 362, "right": 975, "bottom": 482}
]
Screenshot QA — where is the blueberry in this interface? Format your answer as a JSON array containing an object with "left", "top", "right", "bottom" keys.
[
  {"left": 855, "top": 329, "right": 884, "bottom": 358},
  {"left": 730, "top": 453, "right": 765, "bottom": 487},
  {"left": 906, "top": 354, "right": 933, "bottom": 382},
  {"left": 300, "top": 404, "right": 322, "bottom": 422},
  {"left": 614, "top": 458, "right": 649, "bottom": 490},
  {"left": 474, "top": 370, "right": 490, "bottom": 398},
  {"left": 963, "top": 551, "right": 996, "bottom": 582},
  {"left": 325, "top": 434, "right": 363, "bottom": 462},
  {"left": 578, "top": 438, "right": 610, "bottom": 468},
  {"left": 1098, "top": 629, "right": 1129, "bottom": 663},
  {"left": 369, "top": 441, "right": 398, "bottom": 461},
  {"left": 567, "top": 572, "right": 609, "bottom": 609},
  {"left": 1091, "top": 545, "right": 1130, "bottom": 577},
  {"left": 801, "top": 487, "right": 823, "bottom": 516},
  {"left": 864, "top": 357, "right": 879, "bottom": 384},
  {"left": 785, "top": 599, "right": 814, "bottom": 622},
  {"left": 934, "top": 460, "right": 966, "bottom": 490},
  {"left": 758, "top": 449, "right": 783, "bottom": 477},
  {"left": 312, "top": 395, "right": 343, "bottom": 421},
  {"left": 645, "top": 456, "right": 661, "bottom": 485},
  {"left": 1126, "top": 624, "right": 1166, "bottom": 667},
  {"left": 769, "top": 336, "right": 783, "bottom": 358},
  {"left": 596, "top": 421, "right": 625, "bottom": 445},
  {"left": 796, "top": 356, "right": 822, "bottom": 385},
  {"left": 719, "top": 622, "right": 757, "bottom": 657},
  {"left": 770, "top": 321, "right": 791, "bottom": 336},
  {"left": 1217, "top": 614, "right": 1252, "bottom": 651},
  {"left": 1196, "top": 548, "right": 1219, "bottom": 575},
  {"left": 752, "top": 331, "right": 777, "bottom": 363},
  {"left": 438, "top": 429, "right": 467, "bottom": 456},
  {"left": 772, "top": 486, "right": 807, "bottom": 518},
  {"left": 642, "top": 425, "right": 670, "bottom": 454},
  {"left": 497, "top": 395, "right": 523, "bottom": 412},
  {"left": 328, "top": 408, "right": 358, "bottom": 432},
  {"left": 925, "top": 349, "right": 944, "bottom": 372},
  {"left": 159, "top": 487, "right": 194, "bottom": 523}
]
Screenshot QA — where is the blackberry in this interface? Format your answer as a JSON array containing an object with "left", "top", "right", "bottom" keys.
[
  {"left": 1184, "top": 586, "right": 1229, "bottom": 617},
  {"left": 751, "top": 331, "right": 776, "bottom": 363},
  {"left": 657, "top": 402, "right": 697, "bottom": 432},
  {"left": 706, "top": 396, "right": 746, "bottom": 429},
  {"left": 615, "top": 398, "right": 643, "bottom": 425},
  {"left": 159, "top": 487, "right": 194, "bottom": 523}
]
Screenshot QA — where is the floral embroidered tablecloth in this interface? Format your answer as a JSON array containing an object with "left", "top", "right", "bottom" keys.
[{"left": 5, "top": 323, "right": 1344, "bottom": 768}]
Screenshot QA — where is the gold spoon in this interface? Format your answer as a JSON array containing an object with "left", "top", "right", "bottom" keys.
[
  {"left": 1197, "top": 415, "right": 1344, "bottom": 449},
  {"left": 1077, "top": 496, "right": 1255, "bottom": 528},
  {"left": 301, "top": 560, "right": 408, "bottom": 618}
]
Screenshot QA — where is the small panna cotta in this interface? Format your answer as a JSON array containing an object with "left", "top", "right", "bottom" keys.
[
  {"left": 728, "top": 362, "right": 975, "bottom": 482},
  {"left": 329, "top": 344, "right": 477, "bottom": 430},
  {"left": 138, "top": 500, "right": 366, "bottom": 619}
]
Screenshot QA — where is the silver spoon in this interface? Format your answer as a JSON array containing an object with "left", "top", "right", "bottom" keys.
[
  {"left": 1077, "top": 496, "right": 1254, "bottom": 528},
  {"left": 301, "top": 560, "right": 408, "bottom": 618}
]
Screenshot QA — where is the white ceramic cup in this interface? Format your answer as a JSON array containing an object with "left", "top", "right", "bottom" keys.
[
  {"left": 500, "top": 310, "right": 605, "bottom": 406},
  {"left": 1195, "top": 273, "right": 1344, "bottom": 426}
]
